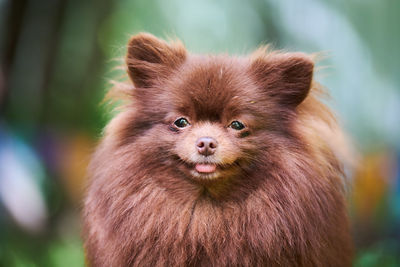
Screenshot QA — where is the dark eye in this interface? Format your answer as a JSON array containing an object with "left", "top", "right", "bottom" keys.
[
  {"left": 230, "top": 121, "right": 245, "bottom": 130},
  {"left": 174, "top": 117, "right": 190, "bottom": 128}
]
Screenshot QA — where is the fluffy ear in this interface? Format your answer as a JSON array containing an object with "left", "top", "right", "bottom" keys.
[
  {"left": 250, "top": 51, "right": 314, "bottom": 107},
  {"left": 126, "top": 33, "right": 187, "bottom": 88}
]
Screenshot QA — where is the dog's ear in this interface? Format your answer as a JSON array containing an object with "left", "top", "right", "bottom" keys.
[
  {"left": 126, "top": 33, "right": 187, "bottom": 88},
  {"left": 250, "top": 51, "right": 314, "bottom": 107}
]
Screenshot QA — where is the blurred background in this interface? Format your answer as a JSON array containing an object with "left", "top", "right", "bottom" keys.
[{"left": 0, "top": 0, "right": 399, "bottom": 266}]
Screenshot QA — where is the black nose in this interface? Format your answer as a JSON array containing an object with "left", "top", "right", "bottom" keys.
[{"left": 196, "top": 137, "right": 218, "bottom": 156}]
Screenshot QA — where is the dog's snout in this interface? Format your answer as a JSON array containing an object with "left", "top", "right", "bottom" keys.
[{"left": 196, "top": 137, "right": 218, "bottom": 156}]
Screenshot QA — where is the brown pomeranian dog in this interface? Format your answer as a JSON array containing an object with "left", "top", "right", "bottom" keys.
[{"left": 83, "top": 33, "right": 353, "bottom": 266}]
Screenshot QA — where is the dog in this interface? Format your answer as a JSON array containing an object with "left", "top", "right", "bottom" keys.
[{"left": 83, "top": 33, "right": 353, "bottom": 266}]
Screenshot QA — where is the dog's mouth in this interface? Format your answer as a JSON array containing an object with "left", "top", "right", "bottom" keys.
[
  {"left": 189, "top": 162, "right": 223, "bottom": 180},
  {"left": 194, "top": 163, "right": 217, "bottom": 174},
  {"left": 178, "top": 160, "right": 239, "bottom": 181}
]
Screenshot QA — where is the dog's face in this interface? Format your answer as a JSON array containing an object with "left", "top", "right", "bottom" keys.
[
  {"left": 163, "top": 58, "right": 262, "bottom": 181},
  {"left": 121, "top": 33, "right": 313, "bottom": 183}
]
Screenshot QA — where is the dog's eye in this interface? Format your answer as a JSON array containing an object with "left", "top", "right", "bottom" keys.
[
  {"left": 230, "top": 121, "right": 245, "bottom": 130},
  {"left": 174, "top": 118, "right": 190, "bottom": 128}
]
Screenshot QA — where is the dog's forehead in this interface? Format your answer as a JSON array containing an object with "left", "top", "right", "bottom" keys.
[{"left": 170, "top": 56, "right": 251, "bottom": 120}]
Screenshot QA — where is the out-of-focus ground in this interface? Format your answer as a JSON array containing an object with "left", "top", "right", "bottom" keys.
[{"left": 0, "top": 0, "right": 399, "bottom": 266}]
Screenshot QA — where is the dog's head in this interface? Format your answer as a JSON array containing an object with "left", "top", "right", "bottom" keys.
[{"left": 116, "top": 33, "right": 313, "bottom": 183}]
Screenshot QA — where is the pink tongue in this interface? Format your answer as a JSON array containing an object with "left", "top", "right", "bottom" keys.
[{"left": 195, "top": 163, "right": 217, "bottom": 173}]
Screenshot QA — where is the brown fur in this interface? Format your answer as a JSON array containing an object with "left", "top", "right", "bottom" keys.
[{"left": 83, "top": 33, "right": 353, "bottom": 266}]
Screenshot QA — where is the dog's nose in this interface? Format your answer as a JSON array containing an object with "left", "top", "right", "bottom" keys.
[{"left": 196, "top": 137, "right": 218, "bottom": 156}]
